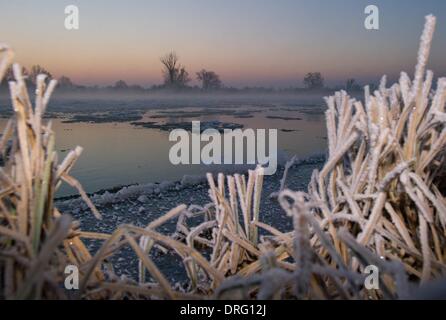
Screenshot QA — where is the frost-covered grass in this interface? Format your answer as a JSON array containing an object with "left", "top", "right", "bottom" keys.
[{"left": 1, "top": 15, "right": 446, "bottom": 300}]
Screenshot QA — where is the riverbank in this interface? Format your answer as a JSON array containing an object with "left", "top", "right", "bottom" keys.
[{"left": 56, "top": 156, "right": 324, "bottom": 283}]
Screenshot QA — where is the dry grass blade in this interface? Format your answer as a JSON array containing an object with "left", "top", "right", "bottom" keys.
[{"left": 1, "top": 14, "right": 446, "bottom": 300}]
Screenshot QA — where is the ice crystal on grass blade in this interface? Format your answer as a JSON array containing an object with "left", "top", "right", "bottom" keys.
[{"left": 1, "top": 15, "right": 445, "bottom": 300}]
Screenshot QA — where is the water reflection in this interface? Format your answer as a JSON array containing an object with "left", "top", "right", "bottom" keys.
[{"left": 0, "top": 101, "right": 327, "bottom": 196}]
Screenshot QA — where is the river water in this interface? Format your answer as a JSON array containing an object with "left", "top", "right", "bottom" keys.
[{"left": 0, "top": 95, "right": 328, "bottom": 196}]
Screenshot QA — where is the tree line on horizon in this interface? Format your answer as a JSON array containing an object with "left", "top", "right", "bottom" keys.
[{"left": 0, "top": 51, "right": 374, "bottom": 93}]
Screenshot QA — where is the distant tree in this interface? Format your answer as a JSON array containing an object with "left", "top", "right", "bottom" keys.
[
  {"left": 303, "top": 72, "right": 324, "bottom": 89},
  {"left": 29, "top": 65, "right": 52, "bottom": 85},
  {"left": 346, "top": 78, "right": 361, "bottom": 91},
  {"left": 114, "top": 80, "right": 128, "bottom": 89},
  {"left": 196, "top": 69, "right": 222, "bottom": 90},
  {"left": 151, "top": 84, "right": 163, "bottom": 90},
  {"left": 160, "top": 51, "right": 178, "bottom": 86},
  {"left": 58, "top": 76, "right": 75, "bottom": 88},
  {"left": 176, "top": 67, "right": 190, "bottom": 87},
  {"left": 160, "top": 51, "right": 190, "bottom": 88},
  {"left": 129, "top": 84, "right": 144, "bottom": 91},
  {"left": 4, "top": 65, "right": 29, "bottom": 81}
]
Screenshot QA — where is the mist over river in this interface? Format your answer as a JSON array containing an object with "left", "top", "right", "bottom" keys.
[{"left": 0, "top": 94, "right": 328, "bottom": 196}]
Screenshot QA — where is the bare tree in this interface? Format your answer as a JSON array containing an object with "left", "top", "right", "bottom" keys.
[
  {"left": 58, "top": 76, "right": 75, "bottom": 88},
  {"left": 4, "top": 65, "right": 28, "bottom": 82},
  {"left": 160, "top": 51, "right": 190, "bottom": 88},
  {"left": 29, "top": 65, "right": 52, "bottom": 85},
  {"left": 114, "top": 80, "right": 128, "bottom": 89},
  {"left": 346, "top": 78, "right": 361, "bottom": 91},
  {"left": 160, "top": 52, "right": 178, "bottom": 86},
  {"left": 196, "top": 69, "right": 222, "bottom": 90},
  {"left": 176, "top": 66, "right": 190, "bottom": 87},
  {"left": 303, "top": 72, "right": 324, "bottom": 89}
]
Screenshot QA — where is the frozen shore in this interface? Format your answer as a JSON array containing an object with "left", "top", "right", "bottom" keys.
[{"left": 56, "top": 154, "right": 325, "bottom": 283}]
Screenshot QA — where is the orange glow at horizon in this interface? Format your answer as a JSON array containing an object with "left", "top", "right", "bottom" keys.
[{"left": 1, "top": 0, "right": 445, "bottom": 87}]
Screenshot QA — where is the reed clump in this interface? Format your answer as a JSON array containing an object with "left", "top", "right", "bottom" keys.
[
  {"left": 212, "top": 15, "right": 446, "bottom": 298},
  {"left": 0, "top": 15, "right": 445, "bottom": 300},
  {"left": 0, "top": 44, "right": 103, "bottom": 299}
]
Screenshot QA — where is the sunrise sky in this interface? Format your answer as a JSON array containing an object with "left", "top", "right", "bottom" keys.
[{"left": 0, "top": 0, "right": 445, "bottom": 88}]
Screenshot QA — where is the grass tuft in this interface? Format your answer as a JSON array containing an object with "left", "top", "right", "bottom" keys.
[{"left": 1, "top": 15, "right": 446, "bottom": 300}]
